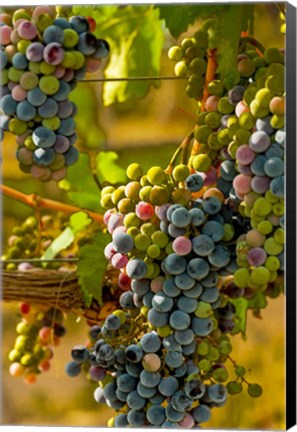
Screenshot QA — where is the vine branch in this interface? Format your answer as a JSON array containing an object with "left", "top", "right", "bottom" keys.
[{"left": 0, "top": 184, "right": 104, "bottom": 224}]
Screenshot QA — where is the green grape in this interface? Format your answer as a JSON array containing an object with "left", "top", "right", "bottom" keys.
[
  {"left": 151, "top": 231, "right": 169, "bottom": 248},
  {"left": 208, "top": 132, "right": 223, "bottom": 150},
  {"left": 172, "top": 164, "right": 190, "bottom": 182},
  {"left": 174, "top": 61, "right": 189, "bottom": 77},
  {"left": 237, "top": 58, "right": 256, "bottom": 77},
  {"left": 127, "top": 163, "right": 143, "bottom": 181},
  {"left": 193, "top": 30, "right": 208, "bottom": 47},
  {"left": 248, "top": 383, "right": 263, "bottom": 397},
  {"left": 196, "top": 111, "right": 208, "bottom": 125},
  {"left": 147, "top": 166, "right": 166, "bottom": 186},
  {"left": 213, "top": 367, "right": 229, "bottom": 382},
  {"left": 111, "top": 187, "right": 126, "bottom": 205},
  {"left": 208, "top": 80, "right": 224, "bottom": 96},
  {"left": 189, "top": 57, "right": 207, "bottom": 75},
  {"left": 194, "top": 125, "right": 212, "bottom": 144},
  {"left": 233, "top": 129, "right": 251, "bottom": 145},
  {"left": 270, "top": 114, "right": 285, "bottom": 129},
  {"left": 207, "top": 347, "right": 220, "bottom": 361},
  {"left": 218, "top": 340, "right": 233, "bottom": 355},
  {"left": 141, "top": 223, "right": 156, "bottom": 236},
  {"left": 227, "top": 381, "right": 243, "bottom": 394},
  {"left": 123, "top": 213, "right": 141, "bottom": 228},
  {"left": 243, "top": 86, "right": 258, "bottom": 105},
  {"left": 125, "top": 181, "right": 141, "bottom": 201},
  {"left": 168, "top": 45, "right": 183, "bottom": 61},
  {"left": 150, "top": 186, "right": 169, "bottom": 206},
  {"left": 264, "top": 48, "right": 284, "bottom": 65},
  {"left": 147, "top": 244, "right": 161, "bottom": 259},
  {"left": 205, "top": 112, "right": 222, "bottom": 130},
  {"left": 192, "top": 153, "right": 212, "bottom": 172},
  {"left": 198, "top": 359, "right": 212, "bottom": 372},
  {"left": 118, "top": 198, "right": 134, "bottom": 213},
  {"left": 139, "top": 186, "right": 152, "bottom": 202},
  {"left": 238, "top": 112, "right": 255, "bottom": 130},
  {"left": 235, "top": 366, "right": 246, "bottom": 376},
  {"left": 181, "top": 37, "right": 195, "bottom": 51},
  {"left": 255, "top": 88, "right": 272, "bottom": 107},
  {"left": 217, "top": 97, "right": 235, "bottom": 114},
  {"left": 135, "top": 234, "right": 151, "bottom": 251},
  {"left": 218, "top": 129, "right": 231, "bottom": 146}
]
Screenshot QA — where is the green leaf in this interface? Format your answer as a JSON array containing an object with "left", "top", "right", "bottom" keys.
[
  {"left": 69, "top": 211, "right": 92, "bottom": 234},
  {"left": 157, "top": 5, "right": 202, "bottom": 38},
  {"left": 59, "top": 153, "right": 102, "bottom": 212},
  {"left": 231, "top": 291, "right": 267, "bottom": 338},
  {"left": 100, "top": 6, "right": 164, "bottom": 106},
  {"left": 77, "top": 232, "right": 111, "bottom": 306},
  {"left": 96, "top": 151, "right": 127, "bottom": 185},
  {"left": 41, "top": 227, "right": 74, "bottom": 263}
]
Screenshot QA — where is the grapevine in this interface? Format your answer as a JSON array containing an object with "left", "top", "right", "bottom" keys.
[{"left": 1, "top": 3, "right": 287, "bottom": 429}]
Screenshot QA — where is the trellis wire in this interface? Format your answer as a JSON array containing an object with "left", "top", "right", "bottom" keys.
[
  {"left": 79, "top": 76, "right": 188, "bottom": 82},
  {"left": 1, "top": 258, "right": 79, "bottom": 264}
]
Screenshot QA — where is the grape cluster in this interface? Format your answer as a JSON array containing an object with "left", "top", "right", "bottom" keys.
[
  {"left": 8, "top": 302, "right": 66, "bottom": 383},
  {"left": 66, "top": 162, "right": 263, "bottom": 427},
  {"left": 168, "top": 29, "right": 208, "bottom": 99},
  {"left": 0, "top": 6, "right": 109, "bottom": 181}
]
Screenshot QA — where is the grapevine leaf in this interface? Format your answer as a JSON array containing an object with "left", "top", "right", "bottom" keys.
[
  {"left": 59, "top": 153, "right": 102, "bottom": 212},
  {"left": 41, "top": 212, "right": 92, "bottom": 265},
  {"left": 99, "top": 6, "right": 164, "bottom": 106},
  {"left": 41, "top": 227, "right": 74, "bottom": 263},
  {"left": 96, "top": 151, "right": 127, "bottom": 185},
  {"left": 157, "top": 5, "right": 202, "bottom": 38},
  {"left": 77, "top": 232, "right": 111, "bottom": 306},
  {"left": 231, "top": 292, "right": 267, "bottom": 338},
  {"left": 69, "top": 211, "right": 92, "bottom": 234}
]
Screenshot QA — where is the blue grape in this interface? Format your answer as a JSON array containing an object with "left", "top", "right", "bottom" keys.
[
  {"left": 171, "top": 207, "right": 191, "bottom": 228},
  {"left": 148, "top": 309, "right": 169, "bottom": 327},
  {"left": 182, "top": 340, "right": 197, "bottom": 355},
  {"left": 202, "top": 196, "right": 222, "bottom": 215},
  {"left": 57, "top": 100, "right": 74, "bottom": 118},
  {"left": 250, "top": 155, "right": 268, "bottom": 176},
  {"left": 220, "top": 160, "right": 237, "bottom": 182},
  {"left": 208, "top": 383, "right": 227, "bottom": 403},
  {"left": 174, "top": 272, "right": 195, "bottom": 290},
  {"left": 228, "top": 85, "right": 245, "bottom": 104},
  {"left": 127, "top": 409, "right": 146, "bottom": 427},
  {"left": 201, "top": 271, "right": 218, "bottom": 288},
  {"left": 152, "top": 292, "right": 174, "bottom": 312},
  {"left": 73, "top": 67, "right": 87, "bottom": 81},
  {"left": 117, "top": 373, "right": 137, "bottom": 392},
  {"left": 184, "top": 379, "right": 206, "bottom": 400},
  {"left": 131, "top": 279, "right": 150, "bottom": 296},
  {"left": 93, "top": 38, "right": 110, "bottom": 59},
  {"left": 162, "top": 278, "right": 181, "bottom": 298},
  {"left": 105, "top": 314, "right": 121, "bottom": 331},
  {"left": 127, "top": 390, "right": 146, "bottom": 409},
  {"left": 169, "top": 310, "right": 190, "bottom": 330},
  {"left": 140, "top": 331, "right": 161, "bottom": 353},
  {"left": 174, "top": 328, "right": 195, "bottom": 345},
  {"left": 264, "top": 156, "right": 284, "bottom": 177},
  {"left": 202, "top": 221, "right": 224, "bottom": 242},
  {"left": 126, "top": 258, "right": 147, "bottom": 279},
  {"left": 53, "top": 135, "right": 70, "bottom": 154},
  {"left": 171, "top": 390, "right": 192, "bottom": 412},
  {"left": 33, "top": 126, "right": 56, "bottom": 148},
  {"left": 173, "top": 363, "right": 187, "bottom": 378},
  {"left": 16, "top": 100, "right": 36, "bottom": 121},
  {"left": 158, "top": 376, "right": 179, "bottom": 397},
  {"left": 143, "top": 292, "right": 154, "bottom": 308},
  {"left": 249, "top": 131, "right": 271, "bottom": 153},
  {"left": 162, "top": 253, "right": 187, "bottom": 275},
  {"left": 163, "top": 334, "right": 182, "bottom": 352},
  {"left": 64, "top": 146, "right": 79, "bottom": 166},
  {"left": 12, "top": 52, "right": 28, "bottom": 70},
  {"left": 38, "top": 98, "right": 59, "bottom": 118},
  {"left": 103, "top": 381, "right": 117, "bottom": 401},
  {"left": 77, "top": 32, "right": 97, "bottom": 55},
  {"left": 125, "top": 344, "right": 143, "bottom": 363},
  {"left": 265, "top": 142, "right": 284, "bottom": 159},
  {"left": 97, "top": 343, "right": 114, "bottom": 362},
  {"left": 186, "top": 360, "right": 199, "bottom": 376},
  {"left": 200, "top": 287, "right": 220, "bottom": 303},
  {"left": 52, "top": 80, "right": 71, "bottom": 102},
  {"left": 27, "top": 87, "right": 47, "bottom": 107},
  {"left": 113, "top": 232, "right": 134, "bottom": 253},
  {"left": 68, "top": 133, "right": 78, "bottom": 146},
  {"left": 114, "top": 414, "right": 128, "bottom": 427},
  {"left": 256, "top": 116, "right": 274, "bottom": 135},
  {"left": 137, "top": 382, "right": 157, "bottom": 398},
  {"left": 183, "top": 282, "right": 203, "bottom": 298},
  {"left": 126, "top": 362, "right": 142, "bottom": 378},
  {"left": 93, "top": 386, "right": 105, "bottom": 403},
  {"left": 167, "top": 204, "right": 182, "bottom": 222},
  {"left": 270, "top": 175, "right": 284, "bottom": 197},
  {"left": 275, "top": 129, "right": 285, "bottom": 147},
  {"left": 176, "top": 296, "right": 197, "bottom": 313},
  {"left": 71, "top": 345, "right": 89, "bottom": 363},
  {"left": 43, "top": 25, "right": 65, "bottom": 44},
  {"left": 165, "top": 403, "right": 186, "bottom": 422},
  {"left": 192, "top": 234, "right": 215, "bottom": 256},
  {"left": 208, "top": 245, "right": 231, "bottom": 268},
  {"left": 0, "top": 95, "right": 17, "bottom": 115},
  {"left": 149, "top": 393, "right": 166, "bottom": 404},
  {"left": 57, "top": 117, "right": 76, "bottom": 136},
  {"left": 33, "top": 148, "right": 55, "bottom": 166},
  {"left": 192, "top": 404, "right": 211, "bottom": 423},
  {"left": 168, "top": 223, "right": 186, "bottom": 238},
  {"left": 140, "top": 370, "right": 161, "bottom": 388},
  {"left": 0, "top": 51, "right": 7, "bottom": 70},
  {"left": 119, "top": 291, "right": 135, "bottom": 309},
  {"left": 187, "top": 258, "right": 210, "bottom": 280},
  {"left": 186, "top": 173, "right": 204, "bottom": 192},
  {"left": 114, "top": 348, "right": 126, "bottom": 365},
  {"left": 69, "top": 16, "right": 90, "bottom": 34},
  {"left": 65, "top": 360, "right": 81, "bottom": 377},
  {"left": 165, "top": 350, "right": 184, "bottom": 368},
  {"left": 53, "top": 17, "right": 72, "bottom": 29},
  {"left": 146, "top": 405, "right": 166, "bottom": 425},
  {"left": 160, "top": 221, "right": 169, "bottom": 234},
  {"left": 217, "top": 178, "right": 232, "bottom": 197},
  {"left": 192, "top": 317, "right": 213, "bottom": 336}
]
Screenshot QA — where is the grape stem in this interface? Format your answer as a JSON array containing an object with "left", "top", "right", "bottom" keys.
[
  {"left": 239, "top": 36, "right": 265, "bottom": 56},
  {"left": 0, "top": 184, "right": 104, "bottom": 224},
  {"left": 165, "top": 131, "right": 194, "bottom": 174}
]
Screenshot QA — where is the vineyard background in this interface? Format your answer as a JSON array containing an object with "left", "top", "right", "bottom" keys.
[{"left": 1, "top": 3, "right": 285, "bottom": 429}]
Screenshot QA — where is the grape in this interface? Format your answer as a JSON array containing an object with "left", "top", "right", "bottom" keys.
[
  {"left": 127, "top": 390, "right": 146, "bottom": 410},
  {"left": 208, "top": 245, "right": 231, "bottom": 268},
  {"left": 187, "top": 257, "right": 210, "bottom": 280},
  {"left": 165, "top": 351, "right": 184, "bottom": 368},
  {"left": 140, "top": 332, "right": 161, "bottom": 353},
  {"left": 64, "top": 147, "right": 79, "bottom": 166},
  {"left": 0, "top": 95, "right": 17, "bottom": 115},
  {"left": 202, "top": 221, "right": 224, "bottom": 242},
  {"left": 192, "top": 317, "right": 213, "bottom": 336},
  {"left": 12, "top": 52, "right": 28, "bottom": 70},
  {"left": 169, "top": 310, "right": 190, "bottom": 330},
  {"left": 52, "top": 80, "right": 71, "bottom": 101},
  {"left": 220, "top": 160, "right": 237, "bottom": 181},
  {"left": 137, "top": 382, "right": 157, "bottom": 398},
  {"left": 146, "top": 405, "right": 166, "bottom": 425},
  {"left": 162, "top": 278, "right": 181, "bottom": 298},
  {"left": 171, "top": 207, "right": 191, "bottom": 228},
  {"left": 185, "top": 173, "right": 204, "bottom": 192},
  {"left": 65, "top": 361, "right": 81, "bottom": 377},
  {"left": 162, "top": 253, "right": 187, "bottom": 275},
  {"left": 148, "top": 309, "right": 169, "bottom": 327},
  {"left": 152, "top": 292, "right": 174, "bottom": 313},
  {"left": 264, "top": 157, "right": 284, "bottom": 177},
  {"left": 202, "top": 196, "right": 222, "bottom": 214},
  {"left": 249, "top": 131, "right": 271, "bottom": 152},
  {"left": 33, "top": 148, "right": 55, "bottom": 166},
  {"left": 177, "top": 297, "right": 197, "bottom": 314}
]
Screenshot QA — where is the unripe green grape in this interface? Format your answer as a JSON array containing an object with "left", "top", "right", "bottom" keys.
[
  {"left": 150, "top": 186, "right": 170, "bottom": 205},
  {"left": 1, "top": 69, "right": 8, "bottom": 85},
  {"left": 264, "top": 48, "right": 284, "bottom": 65},
  {"left": 147, "top": 166, "right": 166, "bottom": 186},
  {"left": 35, "top": 13, "right": 54, "bottom": 31},
  {"left": 125, "top": 181, "right": 141, "bottom": 201},
  {"left": 111, "top": 187, "right": 126, "bottom": 204},
  {"left": 42, "top": 116, "right": 61, "bottom": 131},
  {"left": 250, "top": 99, "right": 270, "bottom": 118},
  {"left": 213, "top": 367, "right": 229, "bottom": 382},
  {"left": 218, "top": 97, "right": 234, "bottom": 114},
  {"left": 28, "top": 61, "right": 41, "bottom": 74},
  {"left": 233, "top": 268, "right": 250, "bottom": 288},
  {"left": 188, "top": 74, "right": 204, "bottom": 87},
  {"left": 270, "top": 114, "right": 285, "bottom": 129},
  {"left": 139, "top": 185, "right": 152, "bottom": 202},
  {"left": 8, "top": 67, "right": 24, "bottom": 83},
  {"left": 194, "top": 125, "right": 212, "bottom": 143},
  {"left": 100, "top": 193, "right": 113, "bottom": 208},
  {"left": 186, "top": 85, "right": 202, "bottom": 99},
  {"left": 208, "top": 79, "right": 224, "bottom": 96},
  {"left": 222, "top": 224, "right": 235, "bottom": 242},
  {"left": 157, "top": 324, "right": 172, "bottom": 338},
  {"left": 205, "top": 112, "right": 222, "bottom": 130},
  {"left": 189, "top": 57, "right": 207, "bottom": 75},
  {"left": 194, "top": 301, "right": 212, "bottom": 318},
  {"left": 238, "top": 112, "right": 255, "bottom": 130},
  {"left": 118, "top": 198, "right": 134, "bottom": 213},
  {"left": 218, "top": 340, "right": 233, "bottom": 355},
  {"left": 227, "top": 381, "right": 243, "bottom": 395},
  {"left": 267, "top": 63, "right": 285, "bottom": 78},
  {"left": 196, "top": 341, "right": 209, "bottom": 355},
  {"left": 127, "top": 227, "right": 140, "bottom": 238},
  {"left": 181, "top": 37, "right": 195, "bottom": 51},
  {"left": 198, "top": 359, "right": 211, "bottom": 372},
  {"left": 265, "top": 75, "right": 284, "bottom": 96},
  {"left": 253, "top": 57, "right": 266, "bottom": 69},
  {"left": 185, "top": 46, "right": 204, "bottom": 62},
  {"left": 8, "top": 349, "right": 22, "bottom": 362},
  {"left": 102, "top": 186, "right": 115, "bottom": 196},
  {"left": 135, "top": 234, "right": 151, "bottom": 251},
  {"left": 193, "top": 30, "right": 208, "bottom": 47},
  {"left": 235, "top": 365, "right": 246, "bottom": 376},
  {"left": 124, "top": 212, "right": 141, "bottom": 228},
  {"left": 165, "top": 242, "right": 174, "bottom": 255},
  {"left": 141, "top": 223, "right": 156, "bottom": 236},
  {"left": 208, "top": 132, "right": 223, "bottom": 150},
  {"left": 255, "top": 88, "right": 272, "bottom": 107},
  {"left": 50, "top": 154, "right": 65, "bottom": 170},
  {"left": 237, "top": 58, "right": 256, "bottom": 77},
  {"left": 172, "top": 164, "right": 190, "bottom": 182},
  {"left": 192, "top": 153, "right": 212, "bottom": 172},
  {"left": 207, "top": 347, "right": 220, "bottom": 361},
  {"left": 233, "top": 129, "right": 251, "bottom": 145},
  {"left": 243, "top": 86, "right": 258, "bottom": 105},
  {"left": 17, "top": 40, "right": 31, "bottom": 55},
  {"left": 168, "top": 45, "right": 183, "bottom": 61},
  {"left": 147, "top": 244, "right": 161, "bottom": 259},
  {"left": 218, "top": 129, "right": 231, "bottom": 146},
  {"left": 172, "top": 188, "right": 191, "bottom": 206},
  {"left": 196, "top": 111, "right": 208, "bottom": 126},
  {"left": 126, "top": 163, "right": 143, "bottom": 180},
  {"left": 151, "top": 230, "right": 169, "bottom": 248},
  {"left": 174, "top": 61, "right": 189, "bottom": 77},
  {"left": 9, "top": 119, "right": 27, "bottom": 135},
  {"left": 248, "top": 383, "right": 263, "bottom": 397},
  {"left": 140, "top": 175, "right": 150, "bottom": 187}
]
